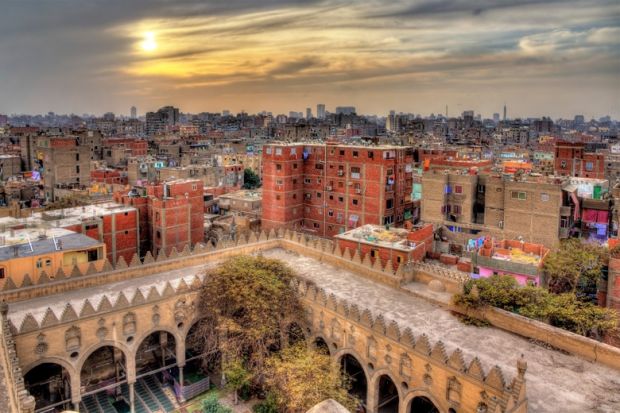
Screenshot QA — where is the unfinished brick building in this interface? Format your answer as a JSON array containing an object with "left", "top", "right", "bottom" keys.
[{"left": 262, "top": 142, "right": 415, "bottom": 237}]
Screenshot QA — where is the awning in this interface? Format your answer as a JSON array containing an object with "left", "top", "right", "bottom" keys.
[{"left": 562, "top": 184, "right": 578, "bottom": 193}]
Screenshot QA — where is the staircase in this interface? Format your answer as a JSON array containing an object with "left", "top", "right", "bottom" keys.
[
  {"left": 81, "top": 394, "right": 101, "bottom": 413},
  {"left": 135, "top": 380, "right": 163, "bottom": 412},
  {"left": 95, "top": 391, "right": 117, "bottom": 413},
  {"left": 142, "top": 376, "right": 176, "bottom": 411}
]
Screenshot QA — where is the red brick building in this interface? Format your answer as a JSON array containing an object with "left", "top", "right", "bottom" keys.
[
  {"left": 115, "top": 179, "right": 204, "bottom": 257},
  {"left": 554, "top": 141, "right": 605, "bottom": 179},
  {"left": 262, "top": 142, "right": 415, "bottom": 237},
  {"left": 91, "top": 168, "right": 127, "bottom": 185}
]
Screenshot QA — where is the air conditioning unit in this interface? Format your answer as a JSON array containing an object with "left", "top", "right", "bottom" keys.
[
  {"left": 337, "top": 170, "right": 344, "bottom": 176},
  {"left": 326, "top": 186, "right": 333, "bottom": 191}
]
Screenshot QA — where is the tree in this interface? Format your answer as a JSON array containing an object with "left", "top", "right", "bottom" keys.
[
  {"left": 223, "top": 358, "right": 252, "bottom": 405},
  {"left": 263, "top": 344, "right": 358, "bottom": 413},
  {"left": 202, "top": 393, "right": 232, "bottom": 413},
  {"left": 243, "top": 168, "right": 261, "bottom": 189},
  {"left": 542, "top": 239, "right": 607, "bottom": 294},
  {"left": 196, "top": 255, "right": 304, "bottom": 377}
]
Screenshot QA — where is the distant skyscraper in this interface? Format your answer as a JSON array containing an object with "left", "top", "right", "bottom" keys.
[
  {"left": 335, "top": 106, "right": 356, "bottom": 115},
  {"left": 386, "top": 110, "right": 396, "bottom": 132},
  {"left": 306, "top": 107, "right": 312, "bottom": 119},
  {"left": 222, "top": 110, "right": 230, "bottom": 117},
  {"left": 317, "top": 104, "right": 326, "bottom": 119},
  {"left": 503, "top": 104, "right": 507, "bottom": 121},
  {"left": 130, "top": 106, "right": 137, "bottom": 119},
  {"left": 574, "top": 115, "right": 585, "bottom": 125},
  {"left": 493, "top": 113, "right": 500, "bottom": 123}
]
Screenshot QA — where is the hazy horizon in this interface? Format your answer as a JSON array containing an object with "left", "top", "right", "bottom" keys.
[{"left": 1, "top": 0, "right": 618, "bottom": 119}]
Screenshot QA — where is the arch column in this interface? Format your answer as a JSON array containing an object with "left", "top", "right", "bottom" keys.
[
  {"left": 70, "top": 373, "right": 81, "bottom": 407},
  {"left": 128, "top": 381, "right": 135, "bottom": 413}
]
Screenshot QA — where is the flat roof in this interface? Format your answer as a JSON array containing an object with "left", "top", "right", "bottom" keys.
[
  {"left": 7, "top": 248, "right": 618, "bottom": 412},
  {"left": 0, "top": 231, "right": 101, "bottom": 261},
  {"left": 335, "top": 224, "right": 418, "bottom": 252}
]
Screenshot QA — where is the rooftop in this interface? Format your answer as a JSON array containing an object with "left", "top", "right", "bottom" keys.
[
  {"left": 335, "top": 224, "right": 419, "bottom": 252},
  {"left": 6, "top": 247, "right": 619, "bottom": 412},
  {"left": 218, "top": 189, "right": 262, "bottom": 202},
  {"left": 0, "top": 230, "right": 101, "bottom": 261}
]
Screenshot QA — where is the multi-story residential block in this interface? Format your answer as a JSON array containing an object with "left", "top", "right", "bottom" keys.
[
  {"left": 35, "top": 136, "right": 91, "bottom": 201},
  {"left": 554, "top": 140, "right": 605, "bottom": 179},
  {"left": 421, "top": 171, "right": 575, "bottom": 247},
  {"left": 262, "top": 142, "right": 415, "bottom": 237}
]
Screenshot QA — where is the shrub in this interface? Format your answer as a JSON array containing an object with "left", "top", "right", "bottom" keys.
[
  {"left": 202, "top": 393, "right": 232, "bottom": 413},
  {"left": 454, "top": 275, "right": 618, "bottom": 337}
]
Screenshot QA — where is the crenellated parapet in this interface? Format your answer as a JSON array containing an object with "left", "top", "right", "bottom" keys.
[{"left": 292, "top": 277, "right": 528, "bottom": 413}]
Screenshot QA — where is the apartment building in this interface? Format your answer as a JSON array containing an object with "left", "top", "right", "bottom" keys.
[
  {"left": 554, "top": 140, "right": 605, "bottom": 179},
  {"left": 262, "top": 142, "right": 414, "bottom": 237},
  {"left": 35, "top": 136, "right": 91, "bottom": 201},
  {"left": 421, "top": 171, "right": 571, "bottom": 247}
]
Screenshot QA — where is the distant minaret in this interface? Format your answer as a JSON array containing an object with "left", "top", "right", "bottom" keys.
[
  {"left": 445, "top": 105, "right": 448, "bottom": 118},
  {"left": 503, "top": 104, "right": 507, "bottom": 122}
]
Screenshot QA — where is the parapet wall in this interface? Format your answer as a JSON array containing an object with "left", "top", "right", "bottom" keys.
[{"left": 2, "top": 228, "right": 619, "bottom": 372}]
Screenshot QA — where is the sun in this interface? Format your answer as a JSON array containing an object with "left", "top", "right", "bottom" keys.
[{"left": 140, "top": 32, "right": 157, "bottom": 52}]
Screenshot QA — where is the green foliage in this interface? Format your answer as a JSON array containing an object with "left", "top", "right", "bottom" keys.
[
  {"left": 252, "top": 393, "right": 279, "bottom": 413},
  {"left": 197, "top": 255, "right": 304, "bottom": 375},
  {"left": 201, "top": 393, "right": 232, "bottom": 413},
  {"left": 264, "top": 344, "right": 358, "bottom": 413},
  {"left": 243, "top": 168, "right": 261, "bottom": 189},
  {"left": 454, "top": 275, "right": 618, "bottom": 337},
  {"left": 223, "top": 358, "right": 252, "bottom": 404},
  {"left": 542, "top": 239, "right": 608, "bottom": 294}
]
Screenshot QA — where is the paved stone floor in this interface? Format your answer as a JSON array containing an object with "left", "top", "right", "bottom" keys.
[{"left": 262, "top": 248, "right": 620, "bottom": 413}]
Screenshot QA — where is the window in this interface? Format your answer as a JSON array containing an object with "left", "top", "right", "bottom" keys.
[
  {"left": 353, "top": 151, "right": 359, "bottom": 157},
  {"left": 386, "top": 199, "right": 394, "bottom": 209},
  {"left": 397, "top": 256, "right": 403, "bottom": 263},
  {"left": 560, "top": 217, "right": 569, "bottom": 228},
  {"left": 560, "top": 160, "right": 567, "bottom": 169},
  {"left": 329, "top": 195, "right": 334, "bottom": 200},
  {"left": 36, "top": 259, "right": 43, "bottom": 268},
  {"left": 276, "top": 194, "right": 281, "bottom": 200},
  {"left": 317, "top": 192, "right": 322, "bottom": 198},
  {"left": 352, "top": 199, "right": 358, "bottom": 205},
  {"left": 276, "top": 164, "right": 282, "bottom": 170},
  {"left": 383, "top": 215, "right": 394, "bottom": 225},
  {"left": 45, "top": 259, "right": 52, "bottom": 266},
  {"left": 338, "top": 196, "right": 344, "bottom": 203},
  {"left": 192, "top": 183, "right": 198, "bottom": 191},
  {"left": 477, "top": 185, "right": 485, "bottom": 193},
  {"left": 541, "top": 193, "right": 550, "bottom": 202},
  {"left": 293, "top": 163, "right": 298, "bottom": 169},
  {"left": 339, "top": 150, "right": 345, "bottom": 156},
  {"left": 292, "top": 179, "right": 297, "bottom": 184},
  {"left": 454, "top": 185, "right": 463, "bottom": 194},
  {"left": 76, "top": 153, "right": 80, "bottom": 161},
  {"left": 328, "top": 210, "right": 334, "bottom": 217},
  {"left": 315, "top": 163, "right": 324, "bottom": 170},
  {"left": 0, "top": 268, "right": 4, "bottom": 279},
  {"left": 290, "top": 148, "right": 296, "bottom": 155},
  {"left": 313, "top": 222, "right": 320, "bottom": 229},
  {"left": 275, "top": 148, "right": 282, "bottom": 155},
  {"left": 157, "top": 230, "right": 161, "bottom": 239},
  {"left": 585, "top": 161, "right": 593, "bottom": 171},
  {"left": 511, "top": 191, "right": 527, "bottom": 200},
  {"left": 76, "top": 165, "right": 80, "bottom": 173},
  {"left": 453, "top": 205, "right": 461, "bottom": 214},
  {"left": 292, "top": 194, "right": 297, "bottom": 199},
  {"left": 266, "top": 147, "right": 272, "bottom": 154},
  {"left": 276, "top": 179, "right": 283, "bottom": 185},
  {"left": 368, "top": 151, "right": 374, "bottom": 159},
  {"left": 370, "top": 249, "right": 378, "bottom": 258},
  {"left": 351, "top": 167, "right": 361, "bottom": 179},
  {"left": 304, "top": 178, "right": 311, "bottom": 184}
]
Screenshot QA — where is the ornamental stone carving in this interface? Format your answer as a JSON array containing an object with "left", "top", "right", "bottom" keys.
[
  {"left": 65, "top": 326, "right": 81, "bottom": 352},
  {"left": 123, "top": 312, "right": 137, "bottom": 336}
]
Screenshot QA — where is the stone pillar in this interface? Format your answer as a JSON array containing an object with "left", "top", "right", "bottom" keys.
[
  {"left": 73, "top": 402, "right": 80, "bottom": 412},
  {"left": 178, "top": 366, "right": 185, "bottom": 402},
  {"left": 129, "top": 382, "right": 135, "bottom": 413},
  {"left": 71, "top": 374, "right": 81, "bottom": 411}
]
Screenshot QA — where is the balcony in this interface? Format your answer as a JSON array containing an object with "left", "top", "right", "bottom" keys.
[{"left": 351, "top": 172, "right": 361, "bottom": 179}]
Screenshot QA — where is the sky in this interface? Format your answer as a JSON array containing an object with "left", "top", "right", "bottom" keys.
[{"left": 0, "top": 0, "right": 618, "bottom": 119}]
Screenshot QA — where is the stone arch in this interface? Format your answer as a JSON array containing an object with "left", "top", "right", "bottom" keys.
[
  {"left": 369, "top": 369, "right": 403, "bottom": 413},
  {"left": 134, "top": 329, "right": 179, "bottom": 379},
  {"left": 403, "top": 390, "right": 442, "bottom": 413},
  {"left": 24, "top": 359, "right": 74, "bottom": 411},
  {"left": 132, "top": 325, "right": 184, "bottom": 365},
  {"left": 313, "top": 335, "right": 331, "bottom": 355},
  {"left": 335, "top": 349, "right": 370, "bottom": 410},
  {"left": 77, "top": 341, "right": 132, "bottom": 386}
]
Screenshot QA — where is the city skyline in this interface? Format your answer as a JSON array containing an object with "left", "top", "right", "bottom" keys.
[{"left": 1, "top": 0, "right": 619, "bottom": 118}]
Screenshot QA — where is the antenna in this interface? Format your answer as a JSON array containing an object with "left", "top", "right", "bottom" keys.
[{"left": 26, "top": 234, "right": 34, "bottom": 252}]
